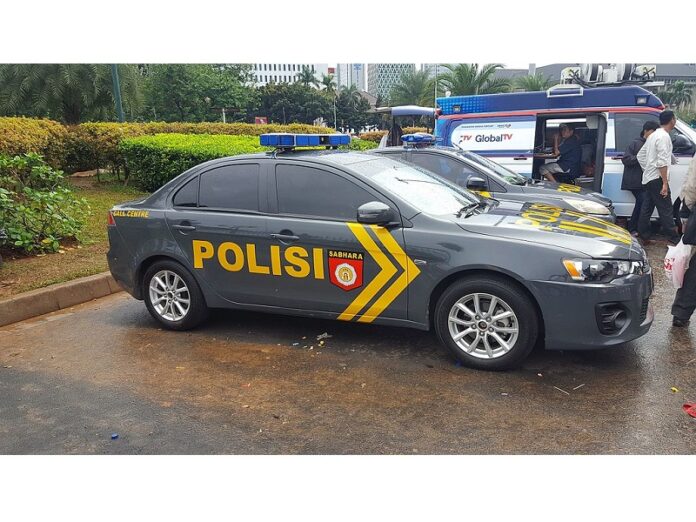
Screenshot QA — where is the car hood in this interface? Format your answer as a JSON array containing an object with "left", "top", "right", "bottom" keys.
[
  {"left": 455, "top": 200, "right": 643, "bottom": 260},
  {"left": 522, "top": 181, "right": 612, "bottom": 207}
]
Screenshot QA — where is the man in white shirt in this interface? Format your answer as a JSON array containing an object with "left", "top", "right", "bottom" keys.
[{"left": 636, "top": 109, "right": 680, "bottom": 244}]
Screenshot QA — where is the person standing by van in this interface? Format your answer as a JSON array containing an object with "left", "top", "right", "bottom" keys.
[
  {"left": 671, "top": 154, "right": 696, "bottom": 327},
  {"left": 637, "top": 110, "right": 680, "bottom": 244},
  {"left": 539, "top": 124, "right": 582, "bottom": 183},
  {"left": 622, "top": 121, "right": 660, "bottom": 235}
]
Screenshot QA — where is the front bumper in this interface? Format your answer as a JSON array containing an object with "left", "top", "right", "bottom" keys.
[{"left": 528, "top": 271, "right": 653, "bottom": 351}]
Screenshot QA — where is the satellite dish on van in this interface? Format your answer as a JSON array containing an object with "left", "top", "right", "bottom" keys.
[
  {"left": 612, "top": 63, "right": 635, "bottom": 82},
  {"left": 581, "top": 63, "right": 603, "bottom": 83}
]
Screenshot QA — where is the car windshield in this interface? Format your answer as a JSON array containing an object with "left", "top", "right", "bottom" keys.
[
  {"left": 350, "top": 157, "right": 481, "bottom": 216},
  {"left": 459, "top": 150, "right": 528, "bottom": 186}
]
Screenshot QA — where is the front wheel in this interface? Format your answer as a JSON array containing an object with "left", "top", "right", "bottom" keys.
[
  {"left": 143, "top": 260, "right": 209, "bottom": 330},
  {"left": 434, "top": 276, "right": 539, "bottom": 370}
]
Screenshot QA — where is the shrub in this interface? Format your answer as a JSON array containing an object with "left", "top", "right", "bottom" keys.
[
  {"left": 359, "top": 131, "right": 387, "bottom": 143},
  {"left": 348, "top": 138, "right": 378, "bottom": 151},
  {"left": 0, "top": 153, "right": 88, "bottom": 254},
  {"left": 63, "top": 121, "right": 336, "bottom": 174},
  {"left": 402, "top": 126, "right": 429, "bottom": 134},
  {"left": 0, "top": 117, "right": 69, "bottom": 169},
  {"left": 120, "top": 134, "right": 271, "bottom": 191}
]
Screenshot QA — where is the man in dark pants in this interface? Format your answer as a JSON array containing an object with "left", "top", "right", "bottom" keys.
[
  {"left": 637, "top": 110, "right": 680, "bottom": 244},
  {"left": 672, "top": 154, "right": 696, "bottom": 327},
  {"left": 621, "top": 121, "right": 659, "bottom": 235}
]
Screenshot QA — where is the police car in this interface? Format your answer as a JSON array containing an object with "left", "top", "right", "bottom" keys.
[
  {"left": 373, "top": 134, "right": 616, "bottom": 222},
  {"left": 107, "top": 133, "right": 653, "bottom": 370}
]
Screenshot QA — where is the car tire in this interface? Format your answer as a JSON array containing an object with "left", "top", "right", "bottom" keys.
[
  {"left": 143, "top": 260, "right": 209, "bottom": 331},
  {"left": 434, "top": 275, "right": 539, "bottom": 370}
]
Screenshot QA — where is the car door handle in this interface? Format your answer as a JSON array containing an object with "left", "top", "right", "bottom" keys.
[
  {"left": 513, "top": 156, "right": 528, "bottom": 160},
  {"left": 172, "top": 224, "right": 197, "bottom": 232},
  {"left": 270, "top": 233, "right": 300, "bottom": 242},
  {"left": 610, "top": 156, "right": 623, "bottom": 160}
]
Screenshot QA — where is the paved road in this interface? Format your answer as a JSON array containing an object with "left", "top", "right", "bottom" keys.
[{"left": 1, "top": 242, "right": 695, "bottom": 454}]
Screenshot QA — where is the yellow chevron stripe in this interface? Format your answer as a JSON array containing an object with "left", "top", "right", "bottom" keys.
[
  {"left": 357, "top": 226, "right": 421, "bottom": 323},
  {"left": 559, "top": 222, "right": 632, "bottom": 245},
  {"left": 338, "top": 223, "right": 397, "bottom": 321},
  {"left": 561, "top": 209, "right": 632, "bottom": 237},
  {"left": 561, "top": 220, "right": 632, "bottom": 243}
]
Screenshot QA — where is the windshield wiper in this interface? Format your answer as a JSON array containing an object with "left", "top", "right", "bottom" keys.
[{"left": 456, "top": 201, "right": 484, "bottom": 218}]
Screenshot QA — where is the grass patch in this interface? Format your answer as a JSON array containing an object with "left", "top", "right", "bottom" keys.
[{"left": 0, "top": 175, "right": 148, "bottom": 298}]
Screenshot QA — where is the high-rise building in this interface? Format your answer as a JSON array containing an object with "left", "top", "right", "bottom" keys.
[
  {"left": 420, "top": 63, "right": 438, "bottom": 79},
  {"left": 336, "top": 63, "right": 366, "bottom": 90},
  {"left": 367, "top": 63, "right": 415, "bottom": 102},
  {"left": 250, "top": 63, "right": 329, "bottom": 87}
]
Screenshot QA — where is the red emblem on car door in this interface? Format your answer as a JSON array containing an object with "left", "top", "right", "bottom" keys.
[{"left": 328, "top": 250, "right": 363, "bottom": 291}]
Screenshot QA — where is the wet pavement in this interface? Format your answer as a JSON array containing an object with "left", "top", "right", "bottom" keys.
[{"left": 1, "top": 241, "right": 695, "bottom": 454}]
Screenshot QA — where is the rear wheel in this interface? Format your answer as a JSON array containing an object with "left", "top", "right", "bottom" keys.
[
  {"left": 434, "top": 276, "right": 539, "bottom": 370},
  {"left": 143, "top": 260, "right": 208, "bottom": 330}
]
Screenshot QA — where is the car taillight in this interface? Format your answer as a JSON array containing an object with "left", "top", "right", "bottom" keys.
[{"left": 107, "top": 211, "right": 116, "bottom": 226}]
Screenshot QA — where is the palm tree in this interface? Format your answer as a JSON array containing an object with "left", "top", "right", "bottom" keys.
[
  {"left": 389, "top": 69, "right": 433, "bottom": 106},
  {"left": 0, "top": 64, "right": 142, "bottom": 124},
  {"left": 665, "top": 80, "right": 693, "bottom": 109},
  {"left": 320, "top": 73, "right": 337, "bottom": 96},
  {"left": 514, "top": 72, "right": 553, "bottom": 92},
  {"left": 296, "top": 65, "right": 318, "bottom": 88},
  {"left": 438, "top": 63, "right": 510, "bottom": 96}
]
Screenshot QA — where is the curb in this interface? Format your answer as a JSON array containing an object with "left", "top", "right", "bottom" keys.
[{"left": 0, "top": 272, "right": 122, "bottom": 327}]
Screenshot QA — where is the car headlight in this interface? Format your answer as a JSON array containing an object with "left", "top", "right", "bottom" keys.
[
  {"left": 563, "top": 198, "right": 611, "bottom": 215},
  {"left": 562, "top": 258, "right": 647, "bottom": 283}
]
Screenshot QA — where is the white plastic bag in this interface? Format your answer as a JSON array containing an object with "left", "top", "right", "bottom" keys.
[{"left": 664, "top": 240, "right": 692, "bottom": 289}]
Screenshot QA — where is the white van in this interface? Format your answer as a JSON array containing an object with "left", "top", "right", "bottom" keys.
[{"left": 435, "top": 84, "right": 696, "bottom": 217}]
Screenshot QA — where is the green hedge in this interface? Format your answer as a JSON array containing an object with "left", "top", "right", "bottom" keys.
[
  {"left": 120, "top": 134, "right": 270, "bottom": 191},
  {"left": 0, "top": 117, "right": 69, "bottom": 169},
  {"left": 121, "top": 134, "right": 378, "bottom": 191},
  {"left": 0, "top": 117, "right": 337, "bottom": 174},
  {"left": 63, "top": 121, "right": 337, "bottom": 174}
]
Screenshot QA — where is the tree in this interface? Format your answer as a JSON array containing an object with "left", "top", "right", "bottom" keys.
[
  {"left": 144, "top": 64, "right": 256, "bottom": 122},
  {"left": 335, "top": 85, "right": 372, "bottom": 133},
  {"left": 514, "top": 72, "right": 553, "bottom": 92},
  {"left": 320, "top": 73, "right": 337, "bottom": 97},
  {"left": 438, "top": 63, "right": 510, "bottom": 96},
  {"left": 256, "top": 82, "right": 330, "bottom": 124},
  {"left": 663, "top": 80, "right": 693, "bottom": 110},
  {"left": 297, "top": 65, "right": 318, "bottom": 88},
  {"left": 0, "top": 64, "right": 142, "bottom": 124},
  {"left": 389, "top": 69, "right": 433, "bottom": 106}
]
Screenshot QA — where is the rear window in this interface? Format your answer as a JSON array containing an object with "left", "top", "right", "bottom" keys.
[
  {"left": 199, "top": 164, "right": 260, "bottom": 211},
  {"left": 173, "top": 176, "right": 199, "bottom": 207}
]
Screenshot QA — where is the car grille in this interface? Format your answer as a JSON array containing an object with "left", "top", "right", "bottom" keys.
[{"left": 639, "top": 297, "right": 650, "bottom": 323}]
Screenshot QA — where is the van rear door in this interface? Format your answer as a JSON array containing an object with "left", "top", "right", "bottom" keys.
[{"left": 445, "top": 116, "right": 536, "bottom": 177}]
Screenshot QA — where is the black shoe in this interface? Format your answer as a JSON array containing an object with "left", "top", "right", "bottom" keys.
[{"left": 673, "top": 317, "right": 689, "bottom": 327}]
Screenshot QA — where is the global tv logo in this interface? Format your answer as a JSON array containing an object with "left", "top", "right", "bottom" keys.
[{"left": 459, "top": 133, "right": 514, "bottom": 143}]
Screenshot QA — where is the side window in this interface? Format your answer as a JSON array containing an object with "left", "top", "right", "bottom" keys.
[
  {"left": 410, "top": 153, "right": 482, "bottom": 188},
  {"left": 614, "top": 113, "right": 657, "bottom": 152},
  {"left": 199, "top": 164, "right": 260, "bottom": 211},
  {"left": 172, "top": 176, "right": 199, "bottom": 207},
  {"left": 276, "top": 164, "right": 375, "bottom": 220}
]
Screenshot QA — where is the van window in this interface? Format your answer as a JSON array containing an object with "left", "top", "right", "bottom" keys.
[{"left": 614, "top": 113, "right": 657, "bottom": 152}]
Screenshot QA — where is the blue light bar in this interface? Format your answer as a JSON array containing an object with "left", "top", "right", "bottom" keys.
[
  {"left": 401, "top": 133, "right": 436, "bottom": 145},
  {"left": 260, "top": 133, "right": 351, "bottom": 148}
]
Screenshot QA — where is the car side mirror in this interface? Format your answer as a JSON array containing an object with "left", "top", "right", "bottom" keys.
[
  {"left": 673, "top": 135, "right": 695, "bottom": 155},
  {"left": 357, "top": 201, "right": 396, "bottom": 225},
  {"left": 466, "top": 176, "right": 487, "bottom": 191}
]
